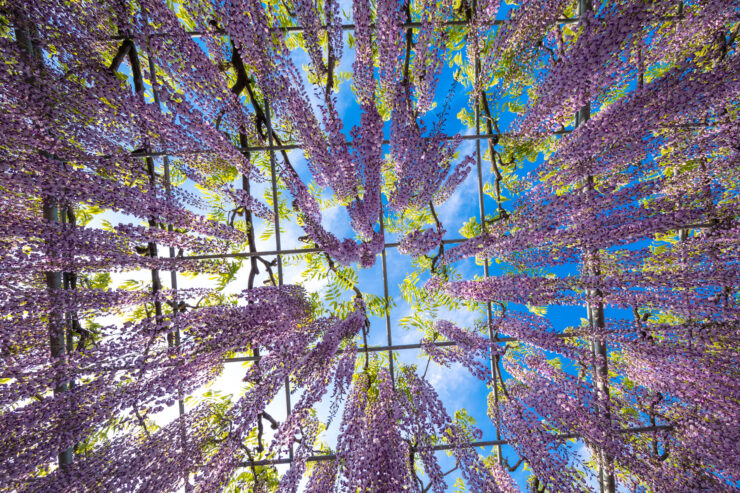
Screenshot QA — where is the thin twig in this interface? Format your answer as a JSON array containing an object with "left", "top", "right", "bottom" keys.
[
  {"left": 421, "top": 354, "right": 433, "bottom": 380},
  {"left": 261, "top": 411, "right": 280, "bottom": 429},
  {"left": 324, "top": 253, "right": 370, "bottom": 369},
  {"left": 133, "top": 404, "right": 152, "bottom": 440},
  {"left": 505, "top": 456, "right": 525, "bottom": 472},
  {"left": 255, "top": 256, "right": 278, "bottom": 286},
  {"left": 242, "top": 444, "right": 262, "bottom": 488},
  {"left": 324, "top": 0, "right": 335, "bottom": 101},
  {"left": 409, "top": 443, "right": 425, "bottom": 492},
  {"left": 428, "top": 201, "right": 446, "bottom": 274},
  {"left": 496, "top": 359, "right": 510, "bottom": 400},
  {"left": 421, "top": 464, "right": 459, "bottom": 492},
  {"left": 402, "top": 2, "right": 413, "bottom": 93}
]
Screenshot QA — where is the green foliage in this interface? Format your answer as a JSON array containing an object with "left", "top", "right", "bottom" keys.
[
  {"left": 525, "top": 303, "right": 547, "bottom": 317},
  {"left": 459, "top": 216, "right": 482, "bottom": 238},
  {"left": 213, "top": 260, "right": 243, "bottom": 291},
  {"left": 453, "top": 476, "right": 468, "bottom": 492}
]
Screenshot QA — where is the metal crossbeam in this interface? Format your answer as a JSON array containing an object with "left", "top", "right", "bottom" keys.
[
  {"left": 110, "top": 17, "right": 580, "bottom": 40},
  {"left": 262, "top": 96, "right": 295, "bottom": 459},
  {"left": 237, "top": 424, "right": 672, "bottom": 468},
  {"left": 140, "top": 22, "right": 192, "bottom": 491},
  {"left": 379, "top": 211, "right": 396, "bottom": 387},
  {"left": 128, "top": 130, "right": 571, "bottom": 159},
  {"left": 224, "top": 331, "right": 587, "bottom": 363},
  {"left": 470, "top": 3, "right": 506, "bottom": 464},
  {"left": 179, "top": 238, "right": 467, "bottom": 260},
  {"left": 225, "top": 341, "right": 458, "bottom": 363}
]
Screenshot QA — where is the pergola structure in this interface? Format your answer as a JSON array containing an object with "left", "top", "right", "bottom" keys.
[{"left": 2, "top": 0, "right": 738, "bottom": 492}]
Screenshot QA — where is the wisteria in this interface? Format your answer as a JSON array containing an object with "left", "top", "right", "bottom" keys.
[
  {"left": 2, "top": 0, "right": 739, "bottom": 491},
  {"left": 421, "top": 319, "right": 502, "bottom": 382}
]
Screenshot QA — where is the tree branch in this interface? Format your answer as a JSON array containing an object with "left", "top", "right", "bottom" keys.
[
  {"left": 324, "top": 253, "right": 370, "bottom": 369},
  {"left": 108, "top": 39, "right": 132, "bottom": 73},
  {"left": 505, "top": 456, "right": 525, "bottom": 472},
  {"left": 133, "top": 404, "right": 152, "bottom": 440},
  {"left": 402, "top": 1, "right": 413, "bottom": 92},
  {"left": 324, "top": 0, "right": 335, "bottom": 101},
  {"left": 481, "top": 92, "right": 509, "bottom": 220},
  {"left": 428, "top": 201, "right": 446, "bottom": 274}
]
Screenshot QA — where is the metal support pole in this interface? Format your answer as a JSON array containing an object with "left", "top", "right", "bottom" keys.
[
  {"left": 263, "top": 98, "right": 292, "bottom": 459},
  {"left": 14, "top": 13, "right": 74, "bottom": 468},
  {"left": 575, "top": 0, "right": 614, "bottom": 491},
  {"left": 379, "top": 211, "right": 395, "bottom": 387},
  {"left": 471, "top": 4, "right": 504, "bottom": 465},
  {"left": 144, "top": 31, "right": 182, "bottom": 347},
  {"left": 140, "top": 20, "right": 190, "bottom": 491},
  {"left": 125, "top": 40, "right": 166, "bottom": 334}
]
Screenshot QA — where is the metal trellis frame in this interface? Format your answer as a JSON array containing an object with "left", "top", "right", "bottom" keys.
[
  {"left": 179, "top": 237, "right": 469, "bottom": 260},
  {"left": 91, "top": 2, "right": 680, "bottom": 487}
]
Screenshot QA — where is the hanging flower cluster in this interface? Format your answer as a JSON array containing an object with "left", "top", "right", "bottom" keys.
[
  {"left": 219, "top": 0, "right": 472, "bottom": 266},
  {"left": 307, "top": 365, "right": 519, "bottom": 492},
  {"left": 426, "top": 0, "right": 740, "bottom": 490}
]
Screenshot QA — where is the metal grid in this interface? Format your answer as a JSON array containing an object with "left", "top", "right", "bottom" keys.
[{"left": 105, "top": 5, "right": 673, "bottom": 486}]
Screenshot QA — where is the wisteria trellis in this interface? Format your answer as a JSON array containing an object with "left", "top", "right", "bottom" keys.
[{"left": 1, "top": 0, "right": 738, "bottom": 492}]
